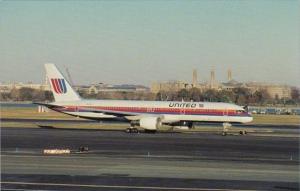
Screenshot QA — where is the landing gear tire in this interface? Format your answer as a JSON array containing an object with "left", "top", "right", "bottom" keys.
[
  {"left": 239, "top": 130, "right": 247, "bottom": 135},
  {"left": 126, "top": 128, "right": 139, "bottom": 133},
  {"left": 125, "top": 128, "right": 132, "bottom": 133},
  {"left": 222, "top": 132, "right": 227, "bottom": 136},
  {"left": 132, "top": 128, "right": 139, "bottom": 133}
]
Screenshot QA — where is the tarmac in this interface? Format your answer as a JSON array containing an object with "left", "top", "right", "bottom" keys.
[
  {"left": 2, "top": 118, "right": 300, "bottom": 129},
  {"left": 1, "top": 124, "right": 299, "bottom": 190}
]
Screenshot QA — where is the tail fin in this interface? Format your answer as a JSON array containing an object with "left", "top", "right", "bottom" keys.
[{"left": 45, "top": 63, "right": 81, "bottom": 102}]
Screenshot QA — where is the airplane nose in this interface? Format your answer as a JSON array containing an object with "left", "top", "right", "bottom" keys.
[
  {"left": 246, "top": 114, "right": 253, "bottom": 123},
  {"left": 249, "top": 116, "right": 253, "bottom": 122}
]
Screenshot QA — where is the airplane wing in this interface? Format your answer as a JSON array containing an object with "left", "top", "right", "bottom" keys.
[
  {"left": 34, "top": 102, "right": 163, "bottom": 120},
  {"left": 77, "top": 107, "right": 138, "bottom": 117},
  {"left": 34, "top": 102, "right": 140, "bottom": 117}
]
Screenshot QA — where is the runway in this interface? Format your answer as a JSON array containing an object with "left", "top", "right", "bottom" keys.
[
  {"left": 2, "top": 117, "right": 300, "bottom": 129},
  {"left": 1, "top": 127, "right": 299, "bottom": 190}
]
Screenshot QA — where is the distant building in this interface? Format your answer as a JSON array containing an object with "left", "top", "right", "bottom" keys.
[
  {"left": 227, "top": 68, "right": 232, "bottom": 81},
  {"left": 0, "top": 82, "right": 50, "bottom": 93},
  {"left": 210, "top": 68, "right": 215, "bottom": 89},
  {"left": 0, "top": 81, "right": 149, "bottom": 95},
  {"left": 192, "top": 69, "right": 198, "bottom": 88},
  {"left": 80, "top": 83, "right": 149, "bottom": 94},
  {"left": 221, "top": 80, "right": 244, "bottom": 91},
  {"left": 150, "top": 69, "right": 293, "bottom": 100},
  {"left": 151, "top": 81, "right": 191, "bottom": 93},
  {"left": 246, "top": 82, "right": 292, "bottom": 99},
  {"left": 209, "top": 68, "right": 221, "bottom": 90},
  {"left": 266, "top": 85, "right": 291, "bottom": 99},
  {"left": 88, "top": 85, "right": 99, "bottom": 94},
  {"left": 220, "top": 69, "right": 245, "bottom": 90}
]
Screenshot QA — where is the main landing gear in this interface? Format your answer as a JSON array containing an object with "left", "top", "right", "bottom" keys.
[
  {"left": 222, "top": 122, "right": 247, "bottom": 136},
  {"left": 239, "top": 130, "right": 247, "bottom": 135},
  {"left": 125, "top": 122, "right": 139, "bottom": 133},
  {"left": 125, "top": 127, "right": 139, "bottom": 133}
]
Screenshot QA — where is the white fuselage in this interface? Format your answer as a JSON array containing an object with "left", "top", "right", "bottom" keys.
[
  {"left": 51, "top": 99, "right": 253, "bottom": 124},
  {"left": 42, "top": 63, "right": 253, "bottom": 131}
]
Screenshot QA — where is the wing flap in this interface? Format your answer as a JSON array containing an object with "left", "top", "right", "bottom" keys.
[{"left": 77, "top": 107, "right": 138, "bottom": 117}]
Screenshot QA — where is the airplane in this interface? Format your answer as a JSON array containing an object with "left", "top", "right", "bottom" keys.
[{"left": 36, "top": 63, "right": 253, "bottom": 135}]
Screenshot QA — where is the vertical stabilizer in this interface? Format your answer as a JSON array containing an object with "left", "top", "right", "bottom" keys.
[{"left": 45, "top": 63, "right": 81, "bottom": 102}]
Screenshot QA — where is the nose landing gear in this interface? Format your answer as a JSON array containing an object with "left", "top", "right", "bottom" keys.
[
  {"left": 222, "top": 122, "right": 231, "bottom": 136},
  {"left": 222, "top": 122, "right": 247, "bottom": 136}
]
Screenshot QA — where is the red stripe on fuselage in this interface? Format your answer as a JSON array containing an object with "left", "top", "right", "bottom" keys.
[{"left": 61, "top": 106, "right": 246, "bottom": 116}]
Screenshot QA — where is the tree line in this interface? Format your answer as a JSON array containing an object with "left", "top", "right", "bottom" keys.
[
  {"left": 0, "top": 88, "right": 53, "bottom": 102},
  {"left": 156, "top": 87, "right": 300, "bottom": 106},
  {"left": 1, "top": 87, "right": 299, "bottom": 106}
]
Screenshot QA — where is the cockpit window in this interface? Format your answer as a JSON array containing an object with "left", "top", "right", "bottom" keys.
[{"left": 236, "top": 110, "right": 245, "bottom": 114}]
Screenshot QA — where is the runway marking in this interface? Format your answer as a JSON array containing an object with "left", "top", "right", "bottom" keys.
[
  {"left": 1, "top": 181, "right": 256, "bottom": 191},
  {"left": 2, "top": 189, "right": 55, "bottom": 191},
  {"left": 3, "top": 163, "right": 101, "bottom": 169}
]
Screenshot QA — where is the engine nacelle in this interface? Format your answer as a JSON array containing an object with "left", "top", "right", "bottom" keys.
[{"left": 139, "top": 117, "right": 161, "bottom": 130}]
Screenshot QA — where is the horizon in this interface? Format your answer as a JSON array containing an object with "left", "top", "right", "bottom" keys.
[
  {"left": 1, "top": 1, "right": 299, "bottom": 87},
  {"left": 1, "top": 68, "right": 298, "bottom": 88}
]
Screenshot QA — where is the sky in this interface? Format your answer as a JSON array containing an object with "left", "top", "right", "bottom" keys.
[{"left": 1, "top": 0, "right": 299, "bottom": 86}]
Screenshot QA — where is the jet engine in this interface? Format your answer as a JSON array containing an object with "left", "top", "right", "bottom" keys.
[{"left": 139, "top": 117, "right": 161, "bottom": 130}]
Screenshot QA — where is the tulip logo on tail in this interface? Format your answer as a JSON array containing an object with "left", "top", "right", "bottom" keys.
[{"left": 51, "top": 79, "right": 67, "bottom": 94}]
